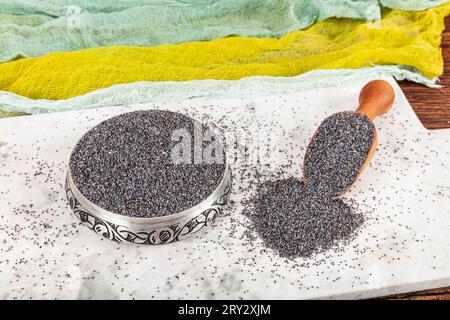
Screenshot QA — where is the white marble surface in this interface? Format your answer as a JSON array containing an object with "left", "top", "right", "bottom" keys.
[{"left": 0, "top": 77, "right": 449, "bottom": 300}]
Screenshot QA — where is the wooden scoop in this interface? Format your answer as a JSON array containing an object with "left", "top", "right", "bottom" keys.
[{"left": 303, "top": 80, "right": 395, "bottom": 197}]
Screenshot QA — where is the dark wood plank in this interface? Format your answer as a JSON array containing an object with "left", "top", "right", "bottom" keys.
[{"left": 383, "top": 287, "right": 450, "bottom": 300}]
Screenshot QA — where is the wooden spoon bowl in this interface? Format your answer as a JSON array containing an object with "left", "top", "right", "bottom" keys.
[{"left": 303, "top": 80, "right": 395, "bottom": 198}]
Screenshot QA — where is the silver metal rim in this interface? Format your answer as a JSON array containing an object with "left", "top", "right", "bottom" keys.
[{"left": 65, "top": 166, "right": 231, "bottom": 244}]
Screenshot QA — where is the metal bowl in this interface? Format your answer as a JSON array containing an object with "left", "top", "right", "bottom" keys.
[
  {"left": 65, "top": 110, "right": 231, "bottom": 245},
  {"left": 65, "top": 164, "right": 231, "bottom": 245}
]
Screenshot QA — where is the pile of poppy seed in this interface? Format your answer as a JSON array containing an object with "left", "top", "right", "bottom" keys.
[
  {"left": 69, "top": 110, "right": 226, "bottom": 218},
  {"left": 246, "top": 112, "right": 374, "bottom": 258}
]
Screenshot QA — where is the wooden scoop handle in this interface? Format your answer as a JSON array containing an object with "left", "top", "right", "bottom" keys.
[{"left": 357, "top": 80, "right": 395, "bottom": 120}]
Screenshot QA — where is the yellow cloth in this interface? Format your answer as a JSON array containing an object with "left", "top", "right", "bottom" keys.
[{"left": 1, "top": 3, "right": 449, "bottom": 100}]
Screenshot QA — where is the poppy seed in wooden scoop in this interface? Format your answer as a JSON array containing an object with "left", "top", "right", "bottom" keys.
[
  {"left": 69, "top": 110, "right": 226, "bottom": 218},
  {"left": 304, "top": 112, "right": 374, "bottom": 198},
  {"left": 304, "top": 80, "right": 395, "bottom": 198},
  {"left": 245, "top": 80, "right": 395, "bottom": 259}
]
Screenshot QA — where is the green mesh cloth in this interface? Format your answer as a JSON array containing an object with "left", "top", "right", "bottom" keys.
[
  {"left": 0, "top": 0, "right": 448, "bottom": 62},
  {"left": 381, "top": 0, "right": 448, "bottom": 10},
  {"left": 0, "top": 66, "right": 439, "bottom": 117}
]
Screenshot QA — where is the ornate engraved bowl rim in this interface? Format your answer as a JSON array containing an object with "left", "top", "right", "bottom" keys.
[{"left": 67, "top": 163, "right": 231, "bottom": 227}]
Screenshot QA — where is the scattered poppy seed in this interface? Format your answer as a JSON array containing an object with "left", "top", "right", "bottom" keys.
[{"left": 246, "top": 178, "right": 365, "bottom": 259}]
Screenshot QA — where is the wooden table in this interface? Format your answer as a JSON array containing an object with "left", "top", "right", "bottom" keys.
[{"left": 381, "top": 16, "right": 450, "bottom": 300}]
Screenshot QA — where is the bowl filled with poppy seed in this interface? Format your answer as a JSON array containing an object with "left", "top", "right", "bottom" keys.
[{"left": 65, "top": 110, "right": 231, "bottom": 245}]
